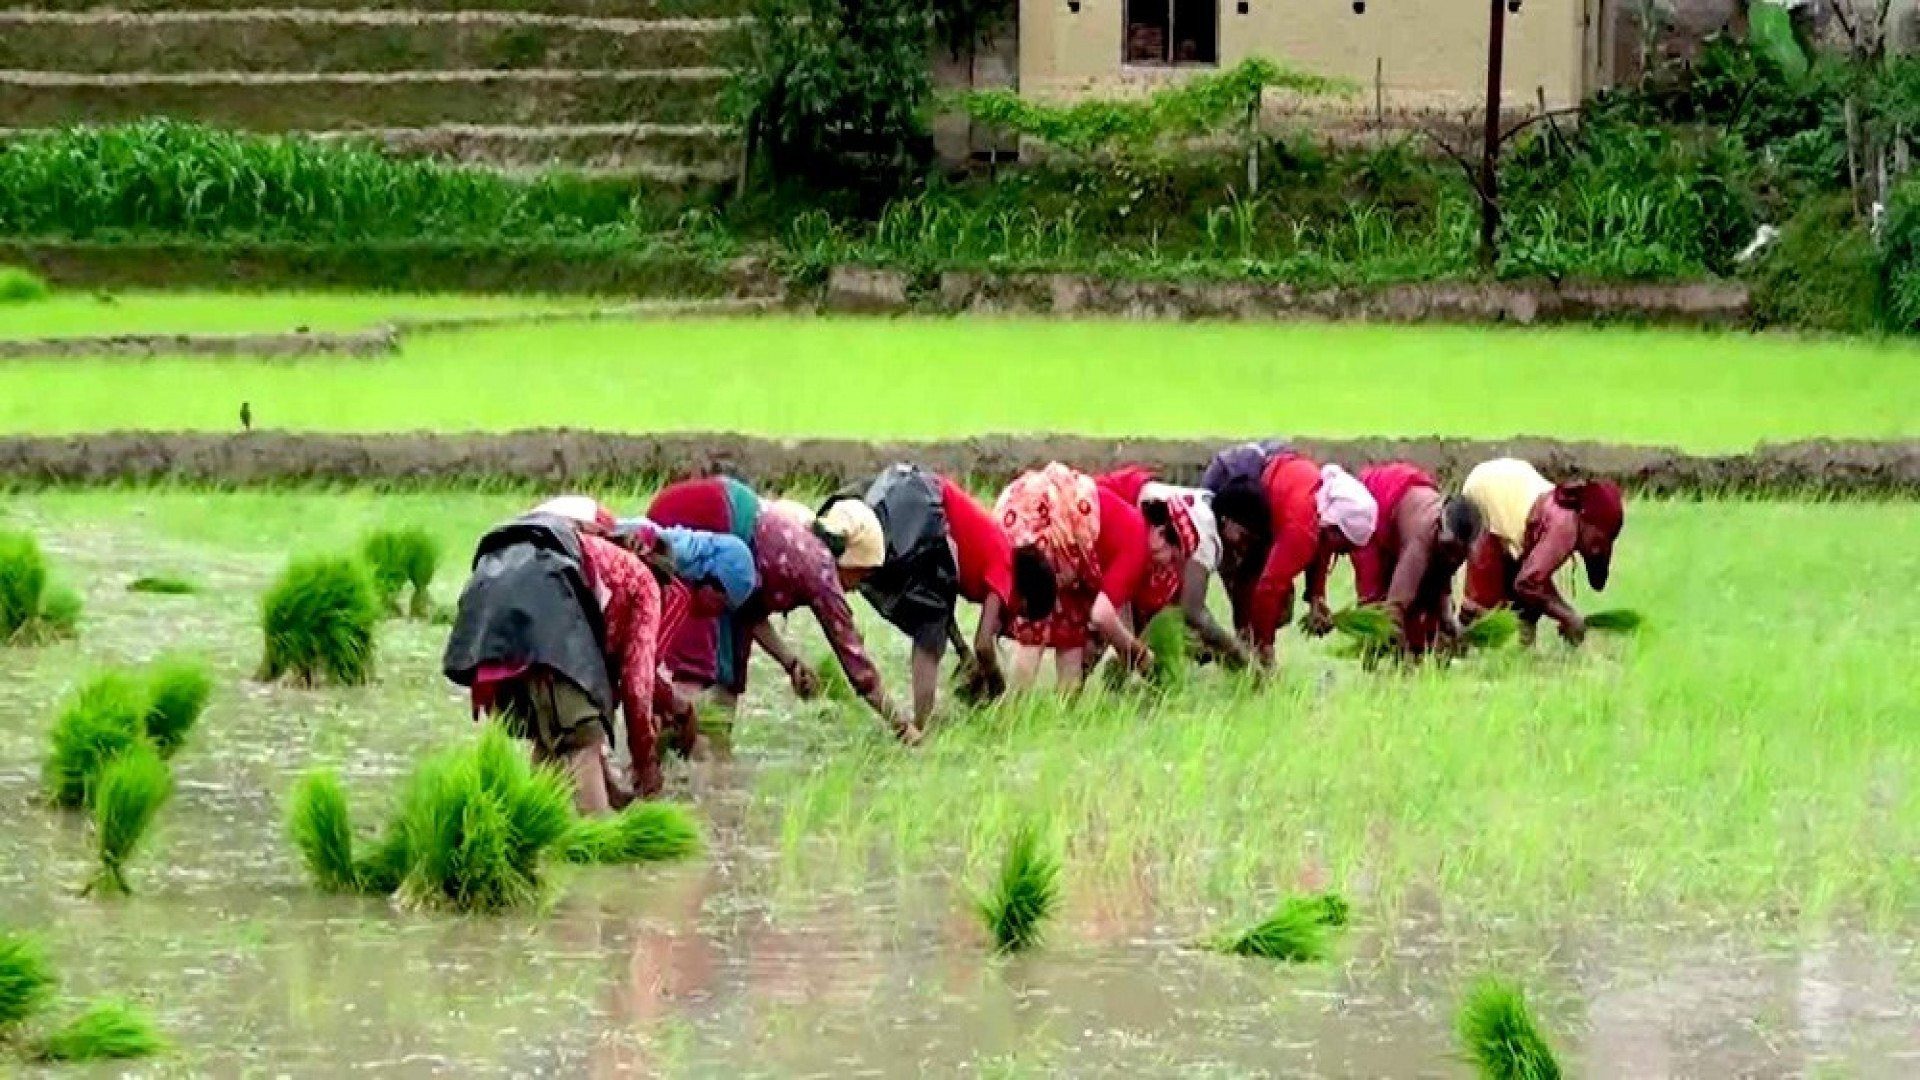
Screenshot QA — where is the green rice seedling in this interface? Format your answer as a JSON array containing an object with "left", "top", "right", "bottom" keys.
[
  {"left": 0, "top": 265, "right": 50, "bottom": 304},
  {"left": 33, "top": 583, "right": 82, "bottom": 640},
  {"left": 813, "top": 653, "right": 858, "bottom": 704},
  {"left": 1462, "top": 608, "right": 1521, "bottom": 650},
  {"left": 361, "top": 527, "right": 440, "bottom": 619},
  {"left": 0, "top": 933, "right": 57, "bottom": 1032},
  {"left": 85, "top": 743, "right": 173, "bottom": 897},
  {"left": 127, "top": 575, "right": 197, "bottom": 596},
  {"left": 141, "top": 655, "right": 212, "bottom": 759},
  {"left": 392, "top": 724, "right": 575, "bottom": 914},
  {"left": 287, "top": 770, "right": 364, "bottom": 894},
  {"left": 1456, "top": 978, "right": 1562, "bottom": 1080},
  {"left": 1585, "top": 608, "right": 1645, "bottom": 633},
  {"left": 352, "top": 823, "right": 413, "bottom": 896},
  {"left": 32, "top": 999, "right": 164, "bottom": 1063},
  {"left": 259, "top": 556, "right": 379, "bottom": 686},
  {"left": 562, "top": 802, "right": 702, "bottom": 865},
  {"left": 975, "top": 822, "right": 1060, "bottom": 954},
  {"left": 0, "top": 529, "right": 50, "bottom": 639},
  {"left": 1207, "top": 892, "right": 1348, "bottom": 961},
  {"left": 1330, "top": 605, "right": 1395, "bottom": 645},
  {"left": 43, "top": 672, "right": 149, "bottom": 809},
  {"left": 1141, "top": 609, "right": 1188, "bottom": 690}
]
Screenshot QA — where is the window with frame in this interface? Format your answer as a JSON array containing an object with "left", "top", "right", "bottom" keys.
[{"left": 1123, "top": 0, "right": 1219, "bottom": 67}]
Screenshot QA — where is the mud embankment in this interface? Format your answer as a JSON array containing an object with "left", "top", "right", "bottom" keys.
[{"left": 1, "top": 432, "right": 1914, "bottom": 497}]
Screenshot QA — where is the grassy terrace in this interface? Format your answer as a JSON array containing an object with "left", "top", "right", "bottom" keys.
[
  {"left": 1, "top": 315, "right": 1917, "bottom": 448},
  {"left": 0, "top": 289, "right": 598, "bottom": 338}
]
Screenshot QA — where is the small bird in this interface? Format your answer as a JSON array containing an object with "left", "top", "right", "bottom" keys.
[{"left": 240, "top": 401, "right": 252, "bottom": 432}]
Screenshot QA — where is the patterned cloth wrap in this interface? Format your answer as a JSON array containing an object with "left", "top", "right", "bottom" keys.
[{"left": 996, "top": 463, "right": 1103, "bottom": 650}]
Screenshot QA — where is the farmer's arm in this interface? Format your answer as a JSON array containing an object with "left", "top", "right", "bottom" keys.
[
  {"left": 1516, "top": 513, "right": 1582, "bottom": 634},
  {"left": 1384, "top": 532, "right": 1432, "bottom": 646},
  {"left": 1092, "top": 545, "right": 1148, "bottom": 668},
  {"left": 749, "top": 618, "right": 813, "bottom": 695},
  {"left": 971, "top": 594, "right": 1005, "bottom": 677},
  {"left": 810, "top": 587, "right": 910, "bottom": 732},
  {"left": 1180, "top": 561, "right": 1245, "bottom": 667},
  {"left": 1248, "top": 517, "right": 1315, "bottom": 652}
]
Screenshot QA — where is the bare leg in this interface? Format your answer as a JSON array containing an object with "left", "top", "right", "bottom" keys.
[
  {"left": 562, "top": 729, "right": 613, "bottom": 816},
  {"left": 1009, "top": 645, "right": 1045, "bottom": 690},
  {"left": 1055, "top": 647, "right": 1085, "bottom": 691}
]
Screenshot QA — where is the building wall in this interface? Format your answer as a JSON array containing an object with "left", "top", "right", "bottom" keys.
[{"left": 1017, "top": 0, "right": 1591, "bottom": 114}]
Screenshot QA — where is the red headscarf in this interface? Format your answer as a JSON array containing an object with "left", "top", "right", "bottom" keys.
[{"left": 1555, "top": 480, "right": 1625, "bottom": 590}]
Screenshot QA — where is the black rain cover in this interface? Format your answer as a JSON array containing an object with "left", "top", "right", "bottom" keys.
[
  {"left": 441, "top": 514, "right": 615, "bottom": 717},
  {"left": 844, "top": 464, "right": 960, "bottom": 649}
]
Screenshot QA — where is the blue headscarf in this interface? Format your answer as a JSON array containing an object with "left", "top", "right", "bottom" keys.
[{"left": 623, "top": 517, "right": 756, "bottom": 609}]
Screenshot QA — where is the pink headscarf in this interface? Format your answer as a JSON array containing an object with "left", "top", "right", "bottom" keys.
[{"left": 1314, "top": 464, "right": 1378, "bottom": 547}]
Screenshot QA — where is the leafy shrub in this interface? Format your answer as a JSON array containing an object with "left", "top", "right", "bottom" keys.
[
  {"left": 85, "top": 743, "right": 173, "bottom": 897},
  {"left": 142, "top": 655, "right": 213, "bottom": 759},
  {"left": 43, "top": 672, "right": 149, "bottom": 809},
  {"left": 0, "top": 264, "right": 49, "bottom": 303},
  {"left": 1878, "top": 177, "right": 1920, "bottom": 332},
  {"left": 1750, "top": 196, "right": 1880, "bottom": 333},
  {"left": 361, "top": 528, "right": 440, "bottom": 619},
  {"left": 259, "top": 556, "right": 379, "bottom": 686},
  {"left": 975, "top": 821, "right": 1059, "bottom": 954}
]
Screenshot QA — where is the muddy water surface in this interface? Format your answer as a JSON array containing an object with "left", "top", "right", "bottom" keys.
[{"left": 3, "top": 506, "right": 1918, "bottom": 1078}]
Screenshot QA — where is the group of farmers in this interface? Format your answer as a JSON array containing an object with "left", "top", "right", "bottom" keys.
[{"left": 442, "top": 444, "right": 1627, "bottom": 814}]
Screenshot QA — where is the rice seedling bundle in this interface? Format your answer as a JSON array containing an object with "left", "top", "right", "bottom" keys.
[
  {"left": 1208, "top": 891, "right": 1350, "bottom": 962},
  {"left": 562, "top": 801, "right": 703, "bottom": 865},
  {"left": 1461, "top": 608, "right": 1520, "bottom": 650},
  {"left": 1141, "top": 609, "right": 1188, "bottom": 690},
  {"left": 0, "top": 530, "right": 49, "bottom": 639},
  {"left": 287, "top": 770, "right": 365, "bottom": 895},
  {"left": 42, "top": 672, "right": 149, "bottom": 809},
  {"left": 127, "top": 575, "right": 197, "bottom": 596},
  {"left": 1330, "top": 605, "right": 1395, "bottom": 645},
  {"left": 976, "top": 822, "right": 1060, "bottom": 954},
  {"left": 85, "top": 743, "right": 174, "bottom": 897},
  {"left": 35, "top": 585, "right": 83, "bottom": 638},
  {"left": 361, "top": 528, "right": 440, "bottom": 619},
  {"left": 1456, "top": 978, "right": 1562, "bottom": 1080},
  {"left": 0, "top": 934, "right": 56, "bottom": 1032},
  {"left": 393, "top": 724, "right": 575, "bottom": 914},
  {"left": 259, "top": 556, "right": 379, "bottom": 686},
  {"left": 1585, "top": 608, "right": 1645, "bottom": 633},
  {"left": 141, "top": 655, "right": 213, "bottom": 759},
  {"left": 32, "top": 1000, "right": 164, "bottom": 1063}
]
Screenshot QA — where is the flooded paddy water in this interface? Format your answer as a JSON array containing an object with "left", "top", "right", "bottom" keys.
[{"left": 4, "top": 491, "right": 1919, "bottom": 1077}]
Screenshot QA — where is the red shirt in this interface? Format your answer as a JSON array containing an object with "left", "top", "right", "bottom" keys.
[
  {"left": 941, "top": 477, "right": 1014, "bottom": 606},
  {"left": 1248, "top": 453, "right": 1326, "bottom": 648},
  {"left": 1352, "top": 463, "right": 1440, "bottom": 604},
  {"left": 1094, "top": 486, "right": 1149, "bottom": 607}
]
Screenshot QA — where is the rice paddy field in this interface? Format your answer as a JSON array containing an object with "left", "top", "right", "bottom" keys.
[{"left": 3, "top": 305, "right": 1919, "bottom": 1076}]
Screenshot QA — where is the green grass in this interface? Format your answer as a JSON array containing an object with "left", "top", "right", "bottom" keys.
[
  {"left": 32, "top": 999, "right": 165, "bottom": 1063},
  {"left": 85, "top": 742, "right": 173, "bottom": 897},
  {"left": 259, "top": 555, "right": 379, "bottom": 687},
  {"left": 0, "top": 290, "right": 595, "bottom": 339},
  {"left": 759, "top": 501, "right": 1920, "bottom": 924},
  {"left": 0, "top": 318, "right": 1915, "bottom": 449},
  {"left": 1455, "top": 978, "right": 1562, "bottom": 1080},
  {"left": 0, "top": 933, "right": 56, "bottom": 1032},
  {"left": 975, "top": 822, "right": 1060, "bottom": 954}
]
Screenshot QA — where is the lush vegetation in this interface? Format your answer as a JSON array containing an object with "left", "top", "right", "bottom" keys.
[{"left": 3, "top": 317, "right": 1916, "bottom": 449}]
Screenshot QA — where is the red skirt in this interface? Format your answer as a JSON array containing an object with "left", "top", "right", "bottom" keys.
[{"left": 1009, "top": 584, "right": 1096, "bottom": 650}]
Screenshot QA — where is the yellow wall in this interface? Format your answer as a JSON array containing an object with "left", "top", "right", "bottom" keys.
[{"left": 1017, "top": 0, "right": 1590, "bottom": 112}]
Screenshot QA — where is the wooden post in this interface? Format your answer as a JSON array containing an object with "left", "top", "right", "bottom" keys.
[
  {"left": 1375, "top": 56, "right": 1384, "bottom": 126},
  {"left": 1478, "top": 0, "right": 1508, "bottom": 271}
]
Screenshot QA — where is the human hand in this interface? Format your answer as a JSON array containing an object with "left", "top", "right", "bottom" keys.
[
  {"left": 1304, "top": 602, "right": 1335, "bottom": 637},
  {"left": 788, "top": 661, "right": 822, "bottom": 699}
]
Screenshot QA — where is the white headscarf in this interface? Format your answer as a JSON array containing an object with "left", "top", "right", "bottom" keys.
[{"left": 1314, "top": 465, "right": 1378, "bottom": 546}]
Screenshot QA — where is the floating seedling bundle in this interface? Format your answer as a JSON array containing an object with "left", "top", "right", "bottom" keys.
[
  {"left": 1585, "top": 608, "right": 1645, "bottom": 633},
  {"left": 1207, "top": 891, "right": 1351, "bottom": 962},
  {"left": 361, "top": 527, "right": 440, "bottom": 619},
  {"left": 975, "top": 821, "right": 1060, "bottom": 954},
  {"left": 1456, "top": 977, "right": 1562, "bottom": 1080},
  {"left": 259, "top": 555, "right": 379, "bottom": 686},
  {"left": 287, "top": 723, "right": 703, "bottom": 914},
  {"left": 127, "top": 575, "right": 197, "bottom": 596},
  {"left": 0, "top": 932, "right": 162, "bottom": 1064}
]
